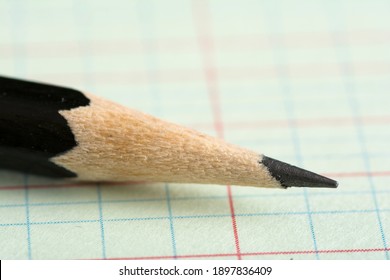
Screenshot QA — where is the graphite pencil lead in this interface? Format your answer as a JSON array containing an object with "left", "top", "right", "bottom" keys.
[{"left": 260, "top": 156, "right": 338, "bottom": 188}]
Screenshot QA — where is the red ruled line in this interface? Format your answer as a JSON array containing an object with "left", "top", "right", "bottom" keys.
[
  {"left": 1, "top": 30, "right": 389, "bottom": 57},
  {"left": 32, "top": 61, "right": 390, "bottom": 86},
  {"left": 103, "top": 247, "right": 390, "bottom": 260},
  {"left": 226, "top": 186, "right": 241, "bottom": 258},
  {"left": 191, "top": 115, "right": 390, "bottom": 131},
  {"left": 193, "top": 0, "right": 242, "bottom": 260},
  {"left": 324, "top": 171, "right": 390, "bottom": 178},
  {"left": 0, "top": 170, "right": 389, "bottom": 191}
]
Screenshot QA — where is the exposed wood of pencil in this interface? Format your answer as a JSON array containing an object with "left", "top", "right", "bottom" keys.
[{"left": 53, "top": 93, "right": 283, "bottom": 188}]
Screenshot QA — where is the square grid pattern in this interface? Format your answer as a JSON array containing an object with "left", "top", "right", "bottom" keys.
[{"left": 0, "top": 0, "right": 389, "bottom": 260}]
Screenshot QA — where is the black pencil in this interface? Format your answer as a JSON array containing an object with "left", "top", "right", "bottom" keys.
[{"left": 0, "top": 76, "right": 338, "bottom": 189}]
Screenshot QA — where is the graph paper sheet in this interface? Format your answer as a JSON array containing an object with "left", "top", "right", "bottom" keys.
[{"left": 1, "top": 0, "right": 390, "bottom": 260}]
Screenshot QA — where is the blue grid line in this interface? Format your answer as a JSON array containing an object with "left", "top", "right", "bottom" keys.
[
  {"left": 262, "top": 2, "right": 319, "bottom": 259},
  {"left": 23, "top": 175, "right": 32, "bottom": 259},
  {"left": 2, "top": 208, "right": 388, "bottom": 228},
  {"left": 236, "top": 209, "right": 383, "bottom": 216},
  {"left": 32, "top": 219, "right": 99, "bottom": 225},
  {"left": 96, "top": 184, "right": 107, "bottom": 259},
  {"left": 276, "top": 41, "right": 320, "bottom": 259},
  {"left": 1, "top": 188, "right": 389, "bottom": 209},
  {"left": 346, "top": 87, "right": 389, "bottom": 259},
  {"left": 0, "top": 223, "right": 26, "bottom": 227},
  {"left": 9, "top": 0, "right": 31, "bottom": 260},
  {"left": 326, "top": 1, "right": 389, "bottom": 259},
  {"left": 274, "top": 68, "right": 321, "bottom": 253},
  {"left": 275, "top": 44, "right": 320, "bottom": 259},
  {"left": 136, "top": 0, "right": 178, "bottom": 259},
  {"left": 72, "top": 0, "right": 108, "bottom": 260},
  {"left": 165, "top": 184, "right": 178, "bottom": 258},
  {"left": 104, "top": 217, "right": 168, "bottom": 222}
]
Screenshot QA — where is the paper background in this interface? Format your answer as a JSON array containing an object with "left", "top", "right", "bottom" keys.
[{"left": 1, "top": 0, "right": 389, "bottom": 259}]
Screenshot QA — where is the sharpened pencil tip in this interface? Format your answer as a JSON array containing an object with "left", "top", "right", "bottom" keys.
[{"left": 261, "top": 156, "right": 338, "bottom": 188}]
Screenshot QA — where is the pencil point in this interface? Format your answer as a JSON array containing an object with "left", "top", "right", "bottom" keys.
[{"left": 261, "top": 156, "right": 338, "bottom": 189}]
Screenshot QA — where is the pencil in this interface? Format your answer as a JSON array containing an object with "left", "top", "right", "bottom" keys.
[{"left": 0, "top": 76, "right": 338, "bottom": 189}]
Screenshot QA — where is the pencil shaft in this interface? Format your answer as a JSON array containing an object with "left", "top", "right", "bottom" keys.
[{"left": 0, "top": 76, "right": 338, "bottom": 189}]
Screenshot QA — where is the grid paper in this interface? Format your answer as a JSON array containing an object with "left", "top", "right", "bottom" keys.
[{"left": 1, "top": 0, "right": 390, "bottom": 260}]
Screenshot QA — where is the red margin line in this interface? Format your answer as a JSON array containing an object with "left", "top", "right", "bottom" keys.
[
  {"left": 192, "top": 0, "right": 242, "bottom": 259},
  {"left": 104, "top": 247, "right": 390, "bottom": 260}
]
